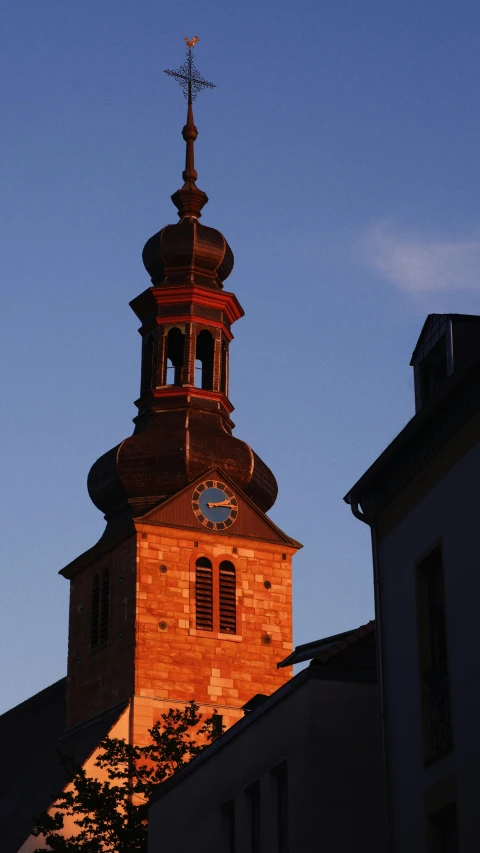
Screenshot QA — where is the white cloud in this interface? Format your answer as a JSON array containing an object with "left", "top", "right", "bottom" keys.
[{"left": 366, "top": 222, "right": 480, "bottom": 293}]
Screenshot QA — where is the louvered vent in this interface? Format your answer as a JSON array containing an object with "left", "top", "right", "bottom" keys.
[
  {"left": 90, "top": 574, "right": 100, "bottom": 648},
  {"left": 99, "top": 567, "right": 110, "bottom": 644},
  {"left": 196, "top": 558, "right": 213, "bottom": 631},
  {"left": 219, "top": 561, "right": 236, "bottom": 634}
]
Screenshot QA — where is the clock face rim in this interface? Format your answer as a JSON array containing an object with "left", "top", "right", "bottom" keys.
[{"left": 192, "top": 479, "right": 238, "bottom": 531}]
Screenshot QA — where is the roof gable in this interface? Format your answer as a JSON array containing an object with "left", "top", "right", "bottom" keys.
[
  {"left": 410, "top": 313, "right": 480, "bottom": 364},
  {"left": 410, "top": 314, "right": 446, "bottom": 363},
  {"left": 138, "top": 468, "right": 301, "bottom": 548},
  {"left": 0, "top": 679, "right": 127, "bottom": 853},
  {"left": 279, "top": 621, "right": 376, "bottom": 669}
]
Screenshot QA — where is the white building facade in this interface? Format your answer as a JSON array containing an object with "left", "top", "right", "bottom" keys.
[
  {"left": 148, "top": 625, "right": 386, "bottom": 853},
  {"left": 346, "top": 314, "right": 480, "bottom": 853}
]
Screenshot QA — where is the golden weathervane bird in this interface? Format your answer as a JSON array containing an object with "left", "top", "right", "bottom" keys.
[{"left": 165, "top": 37, "right": 215, "bottom": 104}]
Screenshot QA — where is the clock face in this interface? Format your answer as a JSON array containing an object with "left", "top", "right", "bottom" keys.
[{"left": 192, "top": 479, "right": 238, "bottom": 531}]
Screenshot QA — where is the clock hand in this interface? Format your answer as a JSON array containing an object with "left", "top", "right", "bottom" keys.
[{"left": 207, "top": 500, "right": 233, "bottom": 508}]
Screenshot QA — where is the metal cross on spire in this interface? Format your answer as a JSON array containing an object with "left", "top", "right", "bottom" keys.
[
  {"left": 164, "top": 37, "right": 216, "bottom": 104},
  {"left": 164, "top": 38, "right": 213, "bottom": 218}
]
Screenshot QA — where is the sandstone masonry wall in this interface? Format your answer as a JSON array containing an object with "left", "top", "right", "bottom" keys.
[{"left": 132, "top": 522, "right": 293, "bottom": 744}]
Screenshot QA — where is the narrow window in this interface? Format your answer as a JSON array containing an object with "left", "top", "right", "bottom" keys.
[
  {"left": 428, "top": 803, "right": 458, "bottom": 853},
  {"left": 271, "top": 762, "right": 289, "bottom": 853},
  {"left": 212, "top": 713, "right": 224, "bottom": 739},
  {"left": 100, "top": 567, "right": 110, "bottom": 644},
  {"left": 140, "top": 336, "right": 155, "bottom": 396},
  {"left": 90, "top": 574, "right": 100, "bottom": 648},
  {"left": 221, "top": 799, "right": 235, "bottom": 853},
  {"left": 195, "top": 329, "right": 214, "bottom": 390},
  {"left": 245, "top": 781, "right": 261, "bottom": 853},
  {"left": 416, "top": 546, "right": 452, "bottom": 761},
  {"left": 219, "top": 561, "right": 236, "bottom": 634},
  {"left": 195, "top": 557, "right": 213, "bottom": 631},
  {"left": 221, "top": 339, "right": 228, "bottom": 395},
  {"left": 166, "top": 328, "right": 184, "bottom": 386}
]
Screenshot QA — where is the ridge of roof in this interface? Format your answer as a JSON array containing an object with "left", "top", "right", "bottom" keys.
[
  {"left": 410, "top": 313, "right": 480, "bottom": 361},
  {"left": 0, "top": 675, "right": 66, "bottom": 719},
  {"left": 278, "top": 620, "right": 375, "bottom": 668}
]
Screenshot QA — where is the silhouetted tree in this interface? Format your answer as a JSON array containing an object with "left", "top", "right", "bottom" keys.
[{"left": 33, "top": 701, "right": 221, "bottom": 852}]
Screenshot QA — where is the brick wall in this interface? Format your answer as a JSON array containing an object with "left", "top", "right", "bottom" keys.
[
  {"left": 132, "top": 522, "right": 293, "bottom": 744},
  {"left": 66, "top": 536, "right": 137, "bottom": 729},
  {"left": 66, "top": 522, "right": 294, "bottom": 739}
]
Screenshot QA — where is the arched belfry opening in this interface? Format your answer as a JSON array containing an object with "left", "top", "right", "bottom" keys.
[
  {"left": 221, "top": 339, "right": 228, "bottom": 396},
  {"left": 195, "top": 329, "right": 214, "bottom": 390},
  {"left": 166, "top": 327, "right": 184, "bottom": 386},
  {"left": 140, "top": 335, "right": 155, "bottom": 397}
]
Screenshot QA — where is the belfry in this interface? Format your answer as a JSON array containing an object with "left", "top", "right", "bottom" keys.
[{"left": 61, "top": 41, "right": 301, "bottom": 741}]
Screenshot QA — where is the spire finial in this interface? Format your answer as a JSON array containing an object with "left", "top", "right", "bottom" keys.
[
  {"left": 164, "top": 39, "right": 215, "bottom": 219},
  {"left": 165, "top": 37, "right": 215, "bottom": 105}
]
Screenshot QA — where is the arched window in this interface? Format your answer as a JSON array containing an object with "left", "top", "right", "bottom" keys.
[
  {"left": 140, "top": 336, "right": 155, "bottom": 396},
  {"left": 166, "top": 328, "right": 184, "bottom": 386},
  {"left": 194, "top": 557, "right": 238, "bottom": 635},
  {"left": 220, "top": 340, "right": 228, "bottom": 396},
  {"left": 90, "top": 574, "right": 100, "bottom": 648},
  {"left": 195, "top": 557, "right": 213, "bottom": 631},
  {"left": 90, "top": 567, "right": 110, "bottom": 648},
  {"left": 219, "top": 561, "right": 236, "bottom": 634},
  {"left": 195, "top": 330, "right": 214, "bottom": 390}
]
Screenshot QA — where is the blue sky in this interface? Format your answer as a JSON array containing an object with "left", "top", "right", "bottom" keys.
[{"left": 2, "top": 0, "right": 480, "bottom": 712}]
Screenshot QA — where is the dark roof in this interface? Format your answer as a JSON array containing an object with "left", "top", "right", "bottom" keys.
[
  {"left": 344, "top": 343, "right": 480, "bottom": 521},
  {"left": 0, "top": 678, "right": 126, "bottom": 853},
  {"left": 241, "top": 693, "right": 268, "bottom": 714},
  {"left": 149, "top": 620, "right": 377, "bottom": 807},
  {"left": 278, "top": 621, "right": 375, "bottom": 672},
  {"left": 277, "top": 619, "right": 375, "bottom": 669},
  {"left": 410, "top": 313, "right": 480, "bottom": 362}
]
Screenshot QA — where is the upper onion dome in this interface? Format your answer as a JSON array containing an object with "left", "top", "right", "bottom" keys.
[{"left": 142, "top": 220, "right": 234, "bottom": 289}]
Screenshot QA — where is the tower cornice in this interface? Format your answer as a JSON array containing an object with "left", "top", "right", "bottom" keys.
[
  {"left": 133, "top": 387, "right": 235, "bottom": 415},
  {"left": 130, "top": 285, "right": 244, "bottom": 327}
]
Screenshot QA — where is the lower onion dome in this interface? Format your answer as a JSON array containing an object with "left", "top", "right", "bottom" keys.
[{"left": 87, "top": 408, "right": 278, "bottom": 524}]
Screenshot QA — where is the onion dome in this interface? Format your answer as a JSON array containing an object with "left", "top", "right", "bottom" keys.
[
  {"left": 142, "top": 220, "right": 234, "bottom": 289},
  {"left": 87, "top": 410, "right": 278, "bottom": 522}
]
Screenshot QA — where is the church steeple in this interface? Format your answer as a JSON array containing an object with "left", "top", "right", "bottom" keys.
[
  {"left": 63, "top": 43, "right": 298, "bottom": 736},
  {"left": 87, "top": 41, "right": 278, "bottom": 530}
]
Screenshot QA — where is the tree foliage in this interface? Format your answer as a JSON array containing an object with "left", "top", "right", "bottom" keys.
[{"left": 32, "top": 701, "right": 222, "bottom": 852}]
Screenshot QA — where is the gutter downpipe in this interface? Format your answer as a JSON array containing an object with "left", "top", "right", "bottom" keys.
[{"left": 349, "top": 498, "right": 391, "bottom": 853}]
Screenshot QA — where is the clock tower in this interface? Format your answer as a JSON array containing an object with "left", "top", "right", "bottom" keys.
[{"left": 62, "top": 45, "right": 300, "bottom": 743}]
